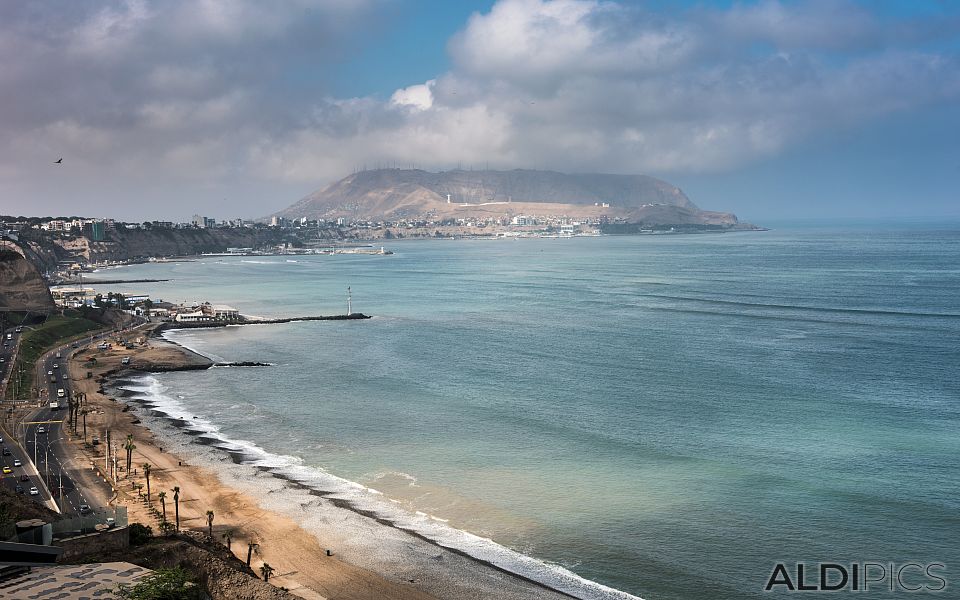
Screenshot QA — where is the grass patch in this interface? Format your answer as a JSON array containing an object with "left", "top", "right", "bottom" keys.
[{"left": 4, "top": 312, "right": 105, "bottom": 401}]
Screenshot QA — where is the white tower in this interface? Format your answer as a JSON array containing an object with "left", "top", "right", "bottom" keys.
[
  {"left": 446, "top": 194, "right": 451, "bottom": 204},
  {"left": 347, "top": 286, "right": 352, "bottom": 315}
]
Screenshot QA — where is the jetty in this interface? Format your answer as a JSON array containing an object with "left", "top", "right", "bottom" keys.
[{"left": 155, "top": 313, "right": 371, "bottom": 332}]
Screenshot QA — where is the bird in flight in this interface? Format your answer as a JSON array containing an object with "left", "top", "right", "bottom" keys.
[{"left": 54, "top": 158, "right": 62, "bottom": 164}]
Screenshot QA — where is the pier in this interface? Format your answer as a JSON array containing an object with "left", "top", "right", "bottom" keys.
[{"left": 155, "top": 313, "right": 371, "bottom": 332}]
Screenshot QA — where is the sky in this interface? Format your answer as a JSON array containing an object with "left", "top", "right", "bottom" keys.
[{"left": 1, "top": 0, "right": 958, "bottom": 222}]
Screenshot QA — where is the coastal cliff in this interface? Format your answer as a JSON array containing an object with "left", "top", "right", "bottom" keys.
[
  {"left": 15, "top": 227, "right": 305, "bottom": 272},
  {"left": 0, "top": 247, "right": 55, "bottom": 311}
]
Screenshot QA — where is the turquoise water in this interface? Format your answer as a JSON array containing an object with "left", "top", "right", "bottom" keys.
[{"left": 101, "top": 228, "right": 960, "bottom": 599}]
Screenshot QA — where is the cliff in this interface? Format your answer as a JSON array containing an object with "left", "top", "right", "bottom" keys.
[
  {"left": 15, "top": 227, "right": 297, "bottom": 272},
  {"left": 0, "top": 247, "right": 56, "bottom": 312},
  {"left": 276, "top": 168, "right": 739, "bottom": 225}
]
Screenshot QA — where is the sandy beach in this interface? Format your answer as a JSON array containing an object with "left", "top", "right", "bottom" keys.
[{"left": 64, "top": 326, "right": 578, "bottom": 600}]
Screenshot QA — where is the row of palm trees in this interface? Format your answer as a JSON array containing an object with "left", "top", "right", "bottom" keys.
[{"left": 133, "top": 459, "right": 275, "bottom": 581}]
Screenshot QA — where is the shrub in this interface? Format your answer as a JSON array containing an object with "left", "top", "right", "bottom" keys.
[
  {"left": 129, "top": 523, "right": 153, "bottom": 546},
  {"left": 116, "top": 567, "right": 201, "bottom": 599}
]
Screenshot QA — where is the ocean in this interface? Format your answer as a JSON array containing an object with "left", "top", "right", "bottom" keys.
[{"left": 97, "top": 225, "right": 960, "bottom": 599}]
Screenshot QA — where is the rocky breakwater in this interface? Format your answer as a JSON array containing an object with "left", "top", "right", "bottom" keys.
[{"left": 155, "top": 312, "right": 372, "bottom": 333}]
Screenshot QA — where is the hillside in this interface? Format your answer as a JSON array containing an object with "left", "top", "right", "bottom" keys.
[
  {"left": 0, "top": 247, "right": 55, "bottom": 312},
  {"left": 15, "top": 227, "right": 303, "bottom": 273},
  {"left": 277, "top": 168, "right": 739, "bottom": 226}
]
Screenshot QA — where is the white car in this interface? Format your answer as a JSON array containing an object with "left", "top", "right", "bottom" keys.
[
  {"left": 53, "top": 364, "right": 58, "bottom": 369},
  {"left": 47, "top": 370, "right": 53, "bottom": 376},
  {"left": 29, "top": 487, "right": 39, "bottom": 495},
  {"left": 37, "top": 427, "right": 45, "bottom": 434},
  {"left": 13, "top": 459, "right": 21, "bottom": 467}
]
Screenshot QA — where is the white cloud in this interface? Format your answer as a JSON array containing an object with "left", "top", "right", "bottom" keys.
[
  {"left": 0, "top": 0, "right": 958, "bottom": 219},
  {"left": 391, "top": 80, "right": 435, "bottom": 111}
]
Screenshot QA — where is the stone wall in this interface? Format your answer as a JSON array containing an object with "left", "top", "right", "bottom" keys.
[{"left": 57, "top": 525, "right": 129, "bottom": 562}]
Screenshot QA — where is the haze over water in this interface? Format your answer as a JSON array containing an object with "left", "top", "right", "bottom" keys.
[{"left": 104, "top": 225, "right": 960, "bottom": 599}]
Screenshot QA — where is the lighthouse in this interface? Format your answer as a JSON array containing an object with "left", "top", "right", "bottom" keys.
[{"left": 347, "top": 286, "right": 353, "bottom": 315}]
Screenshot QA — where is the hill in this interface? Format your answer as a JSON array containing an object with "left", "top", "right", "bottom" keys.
[{"left": 276, "top": 168, "right": 740, "bottom": 226}]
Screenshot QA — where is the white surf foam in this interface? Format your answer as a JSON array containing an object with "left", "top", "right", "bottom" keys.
[{"left": 112, "top": 374, "right": 644, "bottom": 600}]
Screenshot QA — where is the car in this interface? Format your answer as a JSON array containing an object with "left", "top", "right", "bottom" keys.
[
  {"left": 37, "top": 427, "right": 45, "bottom": 434},
  {"left": 53, "top": 364, "right": 58, "bottom": 369},
  {"left": 79, "top": 504, "right": 92, "bottom": 515},
  {"left": 1, "top": 447, "right": 9, "bottom": 456},
  {"left": 2, "top": 466, "right": 11, "bottom": 474},
  {"left": 29, "top": 487, "right": 39, "bottom": 496},
  {"left": 0, "top": 436, "right": 3, "bottom": 443},
  {"left": 15, "top": 485, "right": 23, "bottom": 494},
  {"left": 20, "top": 474, "right": 28, "bottom": 482},
  {"left": 0, "top": 357, "right": 5, "bottom": 363},
  {"left": 48, "top": 370, "right": 53, "bottom": 376},
  {"left": 12, "top": 459, "right": 21, "bottom": 467}
]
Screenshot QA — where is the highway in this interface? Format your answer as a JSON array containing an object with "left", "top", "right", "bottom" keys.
[
  {"left": 1, "top": 319, "right": 140, "bottom": 517},
  {"left": 0, "top": 323, "right": 55, "bottom": 509},
  {"left": 24, "top": 331, "right": 128, "bottom": 517}
]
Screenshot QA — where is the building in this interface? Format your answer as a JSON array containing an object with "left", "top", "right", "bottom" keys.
[
  {"left": 41, "top": 220, "right": 70, "bottom": 232},
  {"left": 191, "top": 215, "right": 217, "bottom": 228},
  {"left": 171, "top": 302, "right": 241, "bottom": 322},
  {"left": 173, "top": 310, "right": 210, "bottom": 323},
  {"left": 84, "top": 221, "right": 105, "bottom": 241},
  {"left": 210, "top": 305, "right": 240, "bottom": 321}
]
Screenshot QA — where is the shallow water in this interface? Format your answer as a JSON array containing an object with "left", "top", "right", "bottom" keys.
[{"left": 104, "top": 227, "right": 960, "bottom": 599}]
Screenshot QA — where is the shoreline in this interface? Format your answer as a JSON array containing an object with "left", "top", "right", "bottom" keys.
[{"left": 71, "top": 325, "right": 632, "bottom": 599}]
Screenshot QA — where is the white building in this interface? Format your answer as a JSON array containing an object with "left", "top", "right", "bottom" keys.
[
  {"left": 211, "top": 305, "right": 240, "bottom": 321},
  {"left": 174, "top": 310, "right": 210, "bottom": 323}
]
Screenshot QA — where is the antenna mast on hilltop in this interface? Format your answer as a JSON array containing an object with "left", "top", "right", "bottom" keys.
[{"left": 347, "top": 286, "right": 352, "bottom": 316}]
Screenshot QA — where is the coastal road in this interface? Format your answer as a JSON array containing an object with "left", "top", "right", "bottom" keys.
[
  {"left": 23, "top": 337, "right": 113, "bottom": 517},
  {"left": 0, "top": 323, "right": 56, "bottom": 508},
  {"left": 23, "top": 323, "right": 145, "bottom": 517},
  {"left": 1, "top": 316, "right": 143, "bottom": 516}
]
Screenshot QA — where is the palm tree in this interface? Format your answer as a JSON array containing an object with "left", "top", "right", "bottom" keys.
[
  {"left": 142, "top": 463, "right": 152, "bottom": 502},
  {"left": 206, "top": 510, "right": 214, "bottom": 538},
  {"left": 221, "top": 529, "right": 234, "bottom": 551},
  {"left": 246, "top": 542, "right": 259, "bottom": 566},
  {"left": 157, "top": 491, "right": 167, "bottom": 523},
  {"left": 80, "top": 408, "right": 89, "bottom": 442},
  {"left": 124, "top": 435, "right": 136, "bottom": 476},
  {"left": 172, "top": 486, "right": 180, "bottom": 531},
  {"left": 260, "top": 563, "right": 274, "bottom": 582}
]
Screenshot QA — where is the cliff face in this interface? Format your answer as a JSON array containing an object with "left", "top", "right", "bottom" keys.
[
  {"left": 276, "top": 168, "right": 735, "bottom": 225},
  {"left": 48, "top": 228, "right": 290, "bottom": 265},
  {"left": 0, "top": 247, "right": 55, "bottom": 312}
]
